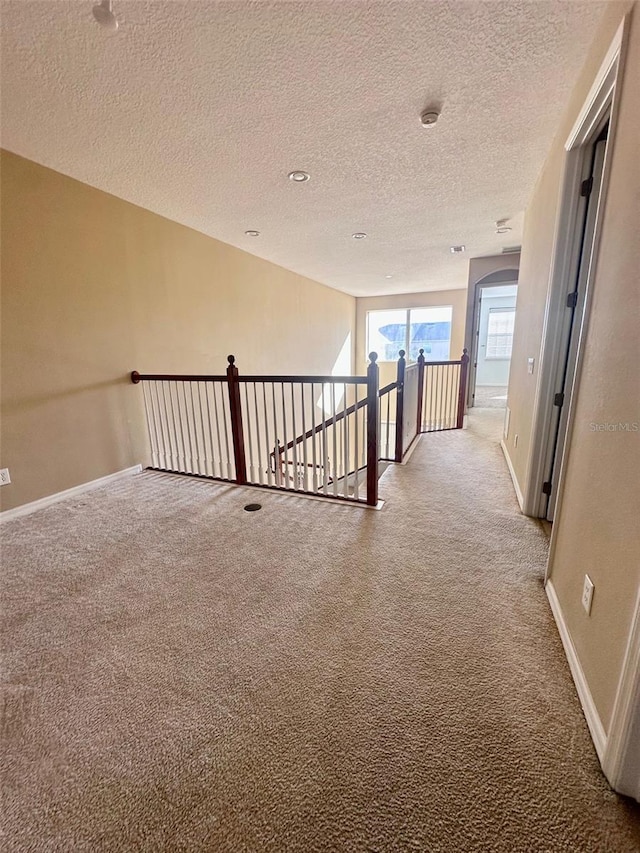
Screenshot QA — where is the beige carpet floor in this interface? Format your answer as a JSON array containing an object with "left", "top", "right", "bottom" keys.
[
  {"left": 2, "top": 411, "right": 639, "bottom": 852},
  {"left": 473, "top": 386, "right": 508, "bottom": 409}
]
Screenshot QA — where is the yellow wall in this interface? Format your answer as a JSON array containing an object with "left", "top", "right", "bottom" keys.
[
  {"left": 355, "top": 289, "right": 468, "bottom": 389},
  {"left": 0, "top": 151, "right": 356, "bottom": 511},
  {"left": 505, "top": 2, "right": 640, "bottom": 730}
]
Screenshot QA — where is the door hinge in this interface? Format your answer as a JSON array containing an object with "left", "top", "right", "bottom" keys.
[
  {"left": 566, "top": 291, "right": 578, "bottom": 309},
  {"left": 542, "top": 481, "right": 552, "bottom": 496},
  {"left": 554, "top": 392, "right": 565, "bottom": 408},
  {"left": 581, "top": 176, "right": 593, "bottom": 197}
]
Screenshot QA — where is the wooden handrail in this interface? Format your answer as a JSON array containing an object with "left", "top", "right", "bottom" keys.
[
  {"left": 275, "top": 398, "right": 366, "bottom": 455},
  {"left": 131, "top": 371, "right": 226, "bottom": 383},
  {"left": 273, "top": 379, "right": 398, "bottom": 456},
  {"left": 237, "top": 374, "right": 368, "bottom": 384},
  {"left": 416, "top": 358, "right": 464, "bottom": 367},
  {"left": 281, "top": 382, "right": 396, "bottom": 453},
  {"left": 378, "top": 380, "right": 398, "bottom": 396},
  {"left": 132, "top": 370, "right": 366, "bottom": 385}
]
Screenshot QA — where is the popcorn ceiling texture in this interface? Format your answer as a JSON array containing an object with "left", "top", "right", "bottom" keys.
[
  {"left": 0, "top": 1, "right": 608, "bottom": 296},
  {"left": 2, "top": 410, "right": 639, "bottom": 851}
]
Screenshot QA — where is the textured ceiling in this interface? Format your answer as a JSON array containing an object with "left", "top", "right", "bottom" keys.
[{"left": 1, "top": 1, "right": 607, "bottom": 296}]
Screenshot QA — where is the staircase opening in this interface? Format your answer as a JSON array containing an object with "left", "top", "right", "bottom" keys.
[{"left": 131, "top": 348, "right": 469, "bottom": 507}]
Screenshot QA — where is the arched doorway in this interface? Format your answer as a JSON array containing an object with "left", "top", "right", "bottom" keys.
[{"left": 467, "top": 269, "right": 519, "bottom": 410}]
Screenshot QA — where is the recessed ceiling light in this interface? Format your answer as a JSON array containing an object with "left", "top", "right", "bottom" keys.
[
  {"left": 450, "top": 245, "right": 465, "bottom": 253},
  {"left": 352, "top": 232, "right": 367, "bottom": 240},
  {"left": 245, "top": 230, "right": 260, "bottom": 237},
  {"left": 288, "top": 171, "right": 310, "bottom": 183},
  {"left": 385, "top": 274, "right": 393, "bottom": 279}
]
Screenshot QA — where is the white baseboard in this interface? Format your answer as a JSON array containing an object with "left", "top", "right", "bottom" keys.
[
  {"left": 0, "top": 464, "right": 143, "bottom": 522},
  {"left": 398, "top": 434, "right": 422, "bottom": 465},
  {"left": 500, "top": 439, "right": 524, "bottom": 511},
  {"left": 604, "top": 589, "right": 640, "bottom": 800},
  {"left": 545, "top": 579, "right": 607, "bottom": 763}
]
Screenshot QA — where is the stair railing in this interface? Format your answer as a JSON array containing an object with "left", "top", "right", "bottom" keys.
[
  {"left": 377, "top": 347, "right": 470, "bottom": 462},
  {"left": 417, "top": 348, "right": 470, "bottom": 433},
  {"left": 131, "top": 347, "right": 469, "bottom": 505},
  {"left": 132, "top": 354, "right": 381, "bottom": 506}
]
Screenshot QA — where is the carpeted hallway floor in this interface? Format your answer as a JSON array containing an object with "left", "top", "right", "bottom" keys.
[
  {"left": 473, "top": 385, "right": 508, "bottom": 408},
  {"left": 2, "top": 411, "right": 639, "bottom": 852}
]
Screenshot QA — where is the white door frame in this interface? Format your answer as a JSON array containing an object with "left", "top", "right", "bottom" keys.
[
  {"left": 468, "top": 279, "right": 518, "bottom": 408},
  {"left": 523, "top": 19, "right": 626, "bottom": 519},
  {"left": 466, "top": 269, "right": 519, "bottom": 409},
  {"left": 527, "top": 16, "right": 638, "bottom": 800},
  {"left": 545, "top": 129, "right": 608, "bottom": 522}
]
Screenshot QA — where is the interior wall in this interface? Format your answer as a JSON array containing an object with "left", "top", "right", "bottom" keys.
[
  {"left": 355, "top": 289, "right": 467, "bottom": 389},
  {"left": 0, "top": 151, "right": 356, "bottom": 511},
  {"left": 504, "top": 1, "right": 639, "bottom": 732}
]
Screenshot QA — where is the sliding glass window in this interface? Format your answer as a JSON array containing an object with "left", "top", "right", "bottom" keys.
[{"left": 366, "top": 306, "right": 453, "bottom": 362}]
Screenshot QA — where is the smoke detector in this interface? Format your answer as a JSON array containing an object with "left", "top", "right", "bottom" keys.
[
  {"left": 92, "top": 0, "right": 119, "bottom": 30},
  {"left": 420, "top": 109, "right": 440, "bottom": 127}
]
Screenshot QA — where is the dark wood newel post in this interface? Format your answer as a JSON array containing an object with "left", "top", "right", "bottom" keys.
[
  {"left": 366, "top": 352, "right": 379, "bottom": 507},
  {"left": 416, "top": 349, "right": 425, "bottom": 434},
  {"left": 394, "top": 349, "right": 406, "bottom": 463},
  {"left": 456, "top": 349, "right": 470, "bottom": 430},
  {"left": 226, "top": 355, "right": 247, "bottom": 485}
]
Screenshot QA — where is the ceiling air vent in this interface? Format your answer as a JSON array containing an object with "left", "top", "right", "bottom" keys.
[
  {"left": 502, "top": 246, "right": 522, "bottom": 254},
  {"left": 450, "top": 245, "right": 465, "bottom": 254}
]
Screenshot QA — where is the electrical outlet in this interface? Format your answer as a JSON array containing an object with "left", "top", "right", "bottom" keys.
[
  {"left": 0, "top": 468, "right": 10, "bottom": 486},
  {"left": 582, "top": 574, "right": 594, "bottom": 615},
  {"left": 527, "top": 357, "right": 535, "bottom": 375}
]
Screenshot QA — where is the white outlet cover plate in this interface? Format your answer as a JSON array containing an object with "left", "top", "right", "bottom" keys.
[{"left": 0, "top": 468, "right": 10, "bottom": 486}]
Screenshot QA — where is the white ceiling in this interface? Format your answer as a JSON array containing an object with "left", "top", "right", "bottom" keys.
[{"left": 1, "top": 1, "right": 607, "bottom": 297}]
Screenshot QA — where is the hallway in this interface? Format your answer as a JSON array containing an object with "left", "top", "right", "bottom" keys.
[{"left": 2, "top": 411, "right": 639, "bottom": 851}]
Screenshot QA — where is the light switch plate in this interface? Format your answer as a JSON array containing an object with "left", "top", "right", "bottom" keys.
[{"left": 582, "top": 574, "right": 594, "bottom": 615}]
